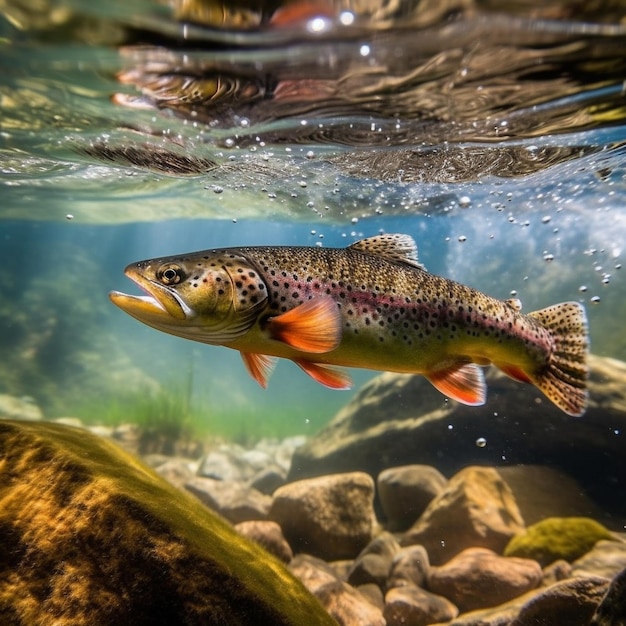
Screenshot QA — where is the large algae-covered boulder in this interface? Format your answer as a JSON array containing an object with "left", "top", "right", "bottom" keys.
[
  {"left": 289, "top": 355, "right": 626, "bottom": 518},
  {"left": 0, "top": 420, "right": 336, "bottom": 626}
]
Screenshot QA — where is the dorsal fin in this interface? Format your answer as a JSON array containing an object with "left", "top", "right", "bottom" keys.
[{"left": 348, "top": 234, "right": 424, "bottom": 269}]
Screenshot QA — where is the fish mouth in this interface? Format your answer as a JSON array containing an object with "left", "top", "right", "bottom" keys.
[{"left": 109, "top": 265, "right": 189, "bottom": 322}]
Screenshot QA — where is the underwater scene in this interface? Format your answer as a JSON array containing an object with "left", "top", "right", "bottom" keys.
[{"left": 2, "top": 0, "right": 626, "bottom": 624}]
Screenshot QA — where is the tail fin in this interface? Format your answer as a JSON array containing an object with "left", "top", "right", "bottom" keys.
[{"left": 528, "top": 302, "right": 589, "bottom": 416}]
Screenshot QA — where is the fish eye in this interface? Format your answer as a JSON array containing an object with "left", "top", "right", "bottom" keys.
[{"left": 157, "top": 264, "right": 184, "bottom": 285}]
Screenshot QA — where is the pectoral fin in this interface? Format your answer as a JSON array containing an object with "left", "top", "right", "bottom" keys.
[
  {"left": 240, "top": 352, "right": 277, "bottom": 388},
  {"left": 426, "top": 363, "right": 486, "bottom": 406},
  {"left": 267, "top": 296, "right": 342, "bottom": 353},
  {"left": 294, "top": 359, "right": 352, "bottom": 390}
]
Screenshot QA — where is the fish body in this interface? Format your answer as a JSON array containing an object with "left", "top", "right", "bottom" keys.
[{"left": 110, "top": 234, "right": 589, "bottom": 416}]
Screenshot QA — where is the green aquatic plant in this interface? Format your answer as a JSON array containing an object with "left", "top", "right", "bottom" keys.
[{"left": 77, "top": 384, "right": 327, "bottom": 446}]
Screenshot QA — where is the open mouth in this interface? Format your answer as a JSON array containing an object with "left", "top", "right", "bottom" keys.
[{"left": 109, "top": 265, "right": 187, "bottom": 321}]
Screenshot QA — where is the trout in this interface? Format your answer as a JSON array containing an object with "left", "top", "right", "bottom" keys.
[{"left": 109, "top": 234, "right": 589, "bottom": 416}]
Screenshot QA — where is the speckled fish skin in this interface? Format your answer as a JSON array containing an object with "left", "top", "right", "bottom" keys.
[{"left": 109, "top": 234, "right": 589, "bottom": 416}]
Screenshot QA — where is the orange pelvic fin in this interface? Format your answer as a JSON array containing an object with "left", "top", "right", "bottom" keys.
[
  {"left": 426, "top": 362, "right": 486, "bottom": 406},
  {"left": 267, "top": 296, "right": 342, "bottom": 354},
  {"left": 240, "top": 352, "right": 277, "bottom": 388},
  {"left": 294, "top": 359, "right": 352, "bottom": 390}
]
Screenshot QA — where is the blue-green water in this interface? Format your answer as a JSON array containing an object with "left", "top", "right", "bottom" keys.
[{"left": 1, "top": 0, "right": 626, "bottom": 441}]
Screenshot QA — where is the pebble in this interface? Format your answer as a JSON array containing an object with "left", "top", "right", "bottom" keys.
[
  {"left": 384, "top": 585, "right": 458, "bottom": 626},
  {"left": 511, "top": 575, "right": 610, "bottom": 626},
  {"left": 234, "top": 520, "right": 293, "bottom": 563},
  {"left": 591, "top": 566, "right": 626, "bottom": 625},
  {"left": 401, "top": 466, "right": 525, "bottom": 564},
  {"left": 377, "top": 464, "right": 447, "bottom": 531},
  {"left": 269, "top": 472, "right": 376, "bottom": 560},
  {"left": 347, "top": 532, "right": 401, "bottom": 587},
  {"left": 428, "top": 547, "right": 542, "bottom": 612},
  {"left": 571, "top": 539, "right": 626, "bottom": 579},
  {"left": 387, "top": 545, "right": 431, "bottom": 590},
  {"left": 184, "top": 477, "right": 271, "bottom": 523},
  {"left": 289, "top": 555, "right": 385, "bottom": 626}
]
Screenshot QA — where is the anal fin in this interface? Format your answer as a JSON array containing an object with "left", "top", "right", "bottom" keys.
[
  {"left": 426, "top": 362, "right": 486, "bottom": 406},
  {"left": 496, "top": 362, "right": 532, "bottom": 384},
  {"left": 240, "top": 352, "right": 277, "bottom": 389},
  {"left": 294, "top": 359, "right": 352, "bottom": 390}
]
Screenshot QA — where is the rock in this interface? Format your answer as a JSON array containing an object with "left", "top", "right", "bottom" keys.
[
  {"left": 269, "top": 472, "right": 376, "bottom": 560},
  {"left": 197, "top": 446, "right": 248, "bottom": 481},
  {"left": 330, "top": 559, "right": 354, "bottom": 581},
  {"left": 511, "top": 576, "right": 610, "bottom": 626},
  {"left": 185, "top": 476, "right": 271, "bottom": 523},
  {"left": 234, "top": 520, "right": 293, "bottom": 563},
  {"left": 591, "top": 567, "right": 626, "bottom": 626},
  {"left": 0, "top": 419, "right": 335, "bottom": 625},
  {"left": 356, "top": 583, "right": 385, "bottom": 610},
  {"left": 572, "top": 539, "right": 626, "bottom": 579},
  {"left": 256, "top": 435, "right": 307, "bottom": 474},
  {"left": 248, "top": 465, "right": 287, "bottom": 495},
  {"left": 438, "top": 589, "right": 539, "bottom": 626},
  {"left": 504, "top": 517, "right": 615, "bottom": 566},
  {"left": 542, "top": 559, "right": 572, "bottom": 586},
  {"left": 401, "top": 466, "right": 525, "bottom": 564},
  {"left": 387, "top": 545, "right": 431, "bottom": 590},
  {"left": 496, "top": 465, "right": 610, "bottom": 526},
  {"left": 153, "top": 457, "right": 197, "bottom": 489},
  {"left": 377, "top": 464, "right": 447, "bottom": 531},
  {"left": 0, "top": 394, "right": 43, "bottom": 421},
  {"left": 383, "top": 585, "right": 458, "bottom": 626},
  {"left": 428, "top": 547, "right": 542, "bottom": 612},
  {"left": 288, "top": 355, "right": 626, "bottom": 520},
  {"left": 110, "top": 422, "right": 141, "bottom": 455},
  {"left": 289, "top": 554, "right": 385, "bottom": 626},
  {"left": 347, "top": 532, "right": 401, "bottom": 588}
]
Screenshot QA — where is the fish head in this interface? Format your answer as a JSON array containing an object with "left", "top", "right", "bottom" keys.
[{"left": 109, "top": 251, "right": 268, "bottom": 344}]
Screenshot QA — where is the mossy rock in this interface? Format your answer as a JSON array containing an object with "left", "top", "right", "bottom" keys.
[
  {"left": 504, "top": 517, "right": 614, "bottom": 566},
  {"left": 0, "top": 419, "right": 336, "bottom": 626}
]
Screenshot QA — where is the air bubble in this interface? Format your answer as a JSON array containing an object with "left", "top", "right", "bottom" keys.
[
  {"left": 543, "top": 252, "right": 555, "bottom": 262},
  {"left": 541, "top": 216, "right": 551, "bottom": 224},
  {"left": 579, "top": 285, "right": 587, "bottom": 293},
  {"left": 458, "top": 196, "right": 471, "bottom": 208},
  {"left": 476, "top": 437, "right": 487, "bottom": 448},
  {"left": 339, "top": 11, "right": 355, "bottom": 25},
  {"left": 590, "top": 296, "right": 601, "bottom": 304},
  {"left": 65, "top": 214, "right": 74, "bottom": 220},
  {"left": 458, "top": 235, "right": 467, "bottom": 242}
]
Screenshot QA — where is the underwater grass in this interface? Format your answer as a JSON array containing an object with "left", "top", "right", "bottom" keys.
[{"left": 74, "top": 384, "right": 330, "bottom": 445}]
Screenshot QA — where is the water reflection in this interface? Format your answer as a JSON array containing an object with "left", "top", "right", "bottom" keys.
[{"left": 1, "top": 0, "right": 626, "bottom": 222}]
